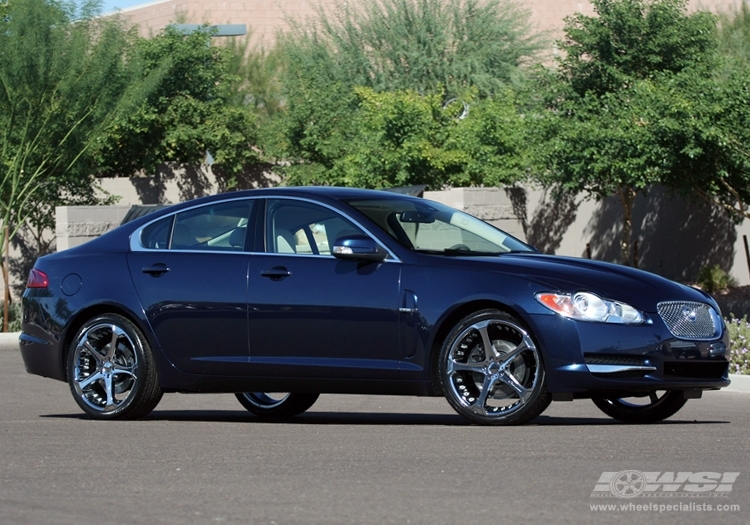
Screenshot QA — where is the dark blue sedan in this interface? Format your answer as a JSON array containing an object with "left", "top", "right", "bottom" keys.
[{"left": 19, "top": 187, "right": 730, "bottom": 425}]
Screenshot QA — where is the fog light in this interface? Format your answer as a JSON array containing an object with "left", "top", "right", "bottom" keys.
[{"left": 708, "top": 343, "right": 726, "bottom": 358}]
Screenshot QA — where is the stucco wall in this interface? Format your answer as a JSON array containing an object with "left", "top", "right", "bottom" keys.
[{"left": 113, "top": 0, "right": 745, "bottom": 47}]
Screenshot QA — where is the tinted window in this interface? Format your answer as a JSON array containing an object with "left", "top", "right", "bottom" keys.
[
  {"left": 347, "top": 198, "right": 533, "bottom": 254},
  {"left": 172, "top": 199, "right": 254, "bottom": 251},
  {"left": 265, "top": 199, "right": 365, "bottom": 255},
  {"left": 140, "top": 199, "right": 255, "bottom": 251},
  {"left": 141, "top": 217, "right": 172, "bottom": 249}
]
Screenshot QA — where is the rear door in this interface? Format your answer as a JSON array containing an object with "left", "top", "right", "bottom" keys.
[{"left": 127, "top": 198, "right": 256, "bottom": 375}]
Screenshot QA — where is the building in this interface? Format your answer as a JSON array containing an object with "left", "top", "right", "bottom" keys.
[{"left": 114, "top": 0, "right": 746, "bottom": 46}]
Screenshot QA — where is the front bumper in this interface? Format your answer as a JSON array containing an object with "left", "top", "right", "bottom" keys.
[{"left": 527, "top": 313, "right": 730, "bottom": 394}]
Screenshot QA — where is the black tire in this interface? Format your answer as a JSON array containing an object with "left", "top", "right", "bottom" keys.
[
  {"left": 235, "top": 392, "right": 320, "bottom": 418},
  {"left": 67, "top": 314, "right": 162, "bottom": 419},
  {"left": 439, "top": 309, "right": 551, "bottom": 425},
  {"left": 591, "top": 391, "right": 688, "bottom": 423}
]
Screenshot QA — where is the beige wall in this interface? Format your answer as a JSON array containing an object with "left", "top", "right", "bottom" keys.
[
  {"left": 114, "top": 0, "right": 745, "bottom": 46},
  {"left": 425, "top": 186, "right": 750, "bottom": 287},
  {"left": 55, "top": 206, "right": 133, "bottom": 251},
  {"left": 73, "top": 177, "right": 750, "bottom": 287}
]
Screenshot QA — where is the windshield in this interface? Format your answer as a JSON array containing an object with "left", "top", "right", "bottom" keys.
[{"left": 346, "top": 197, "right": 534, "bottom": 255}]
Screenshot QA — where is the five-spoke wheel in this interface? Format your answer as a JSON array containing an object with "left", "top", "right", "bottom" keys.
[
  {"left": 67, "top": 314, "right": 162, "bottom": 419},
  {"left": 235, "top": 392, "right": 320, "bottom": 418},
  {"left": 440, "top": 309, "right": 551, "bottom": 425},
  {"left": 591, "top": 391, "right": 688, "bottom": 423}
]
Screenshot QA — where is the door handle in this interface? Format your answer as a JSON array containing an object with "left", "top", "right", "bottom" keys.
[
  {"left": 142, "top": 263, "right": 170, "bottom": 276},
  {"left": 260, "top": 266, "right": 291, "bottom": 281}
]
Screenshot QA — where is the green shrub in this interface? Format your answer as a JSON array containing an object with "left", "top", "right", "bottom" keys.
[
  {"left": 697, "top": 264, "right": 738, "bottom": 294},
  {"left": 725, "top": 315, "right": 750, "bottom": 375},
  {"left": 0, "top": 301, "right": 21, "bottom": 332}
]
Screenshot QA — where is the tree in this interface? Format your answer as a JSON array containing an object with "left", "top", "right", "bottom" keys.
[
  {"left": 677, "top": 3, "right": 750, "bottom": 222},
  {"left": 286, "top": 87, "right": 470, "bottom": 188},
  {"left": 279, "top": 0, "right": 544, "bottom": 99},
  {"left": 0, "top": 0, "right": 151, "bottom": 328},
  {"left": 223, "top": 34, "right": 285, "bottom": 118},
  {"left": 717, "top": 1, "right": 750, "bottom": 69},
  {"left": 534, "top": 0, "right": 718, "bottom": 265},
  {"left": 93, "top": 25, "right": 261, "bottom": 188},
  {"left": 0, "top": 0, "right": 147, "bottom": 269},
  {"left": 282, "top": 86, "right": 530, "bottom": 190},
  {"left": 274, "top": 0, "right": 543, "bottom": 188}
]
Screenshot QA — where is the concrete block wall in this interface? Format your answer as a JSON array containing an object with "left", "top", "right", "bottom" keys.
[
  {"left": 427, "top": 185, "right": 750, "bottom": 287},
  {"left": 56, "top": 182, "right": 750, "bottom": 287},
  {"left": 55, "top": 206, "right": 132, "bottom": 250},
  {"left": 425, "top": 187, "right": 526, "bottom": 241}
]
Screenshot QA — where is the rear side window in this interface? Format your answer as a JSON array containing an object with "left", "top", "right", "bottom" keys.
[
  {"left": 140, "top": 199, "right": 255, "bottom": 251},
  {"left": 141, "top": 217, "right": 171, "bottom": 249}
]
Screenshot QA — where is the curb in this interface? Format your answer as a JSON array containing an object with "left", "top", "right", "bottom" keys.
[
  {"left": 0, "top": 332, "right": 19, "bottom": 345},
  {"left": 726, "top": 374, "right": 750, "bottom": 394},
  {"left": 1, "top": 330, "right": 749, "bottom": 393}
]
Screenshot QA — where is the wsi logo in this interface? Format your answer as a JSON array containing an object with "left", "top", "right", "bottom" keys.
[{"left": 591, "top": 471, "right": 740, "bottom": 498}]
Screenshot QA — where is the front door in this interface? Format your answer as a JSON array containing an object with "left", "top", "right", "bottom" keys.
[{"left": 246, "top": 198, "right": 402, "bottom": 380}]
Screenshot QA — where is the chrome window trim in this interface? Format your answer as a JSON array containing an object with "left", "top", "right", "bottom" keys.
[
  {"left": 249, "top": 252, "right": 400, "bottom": 263},
  {"left": 129, "top": 195, "right": 258, "bottom": 253},
  {"left": 129, "top": 194, "right": 401, "bottom": 262},
  {"left": 262, "top": 195, "right": 400, "bottom": 262}
]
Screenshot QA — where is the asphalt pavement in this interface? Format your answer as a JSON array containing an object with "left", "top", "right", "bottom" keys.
[{"left": 2, "top": 333, "right": 748, "bottom": 525}]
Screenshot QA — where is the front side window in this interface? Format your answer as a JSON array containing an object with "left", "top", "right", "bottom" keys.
[{"left": 265, "top": 199, "right": 366, "bottom": 255}]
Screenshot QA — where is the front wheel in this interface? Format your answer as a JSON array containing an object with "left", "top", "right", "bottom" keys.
[
  {"left": 439, "top": 309, "right": 551, "bottom": 425},
  {"left": 591, "top": 391, "right": 688, "bottom": 423},
  {"left": 67, "top": 314, "right": 162, "bottom": 419},
  {"left": 235, "top": 392, "right": 319, "bottom": 418}
]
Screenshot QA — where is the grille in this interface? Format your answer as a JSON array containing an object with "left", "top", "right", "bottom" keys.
[
  {"left": 657, "top": 301, "right": 719, "bottom": 339},
  {"left": 663, "top": 361, "right": 728, "bottom": 380}
]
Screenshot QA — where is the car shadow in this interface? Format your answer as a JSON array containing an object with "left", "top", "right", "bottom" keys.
[{"left": 40, "top": 410, "right": 731, "bottom": 426}]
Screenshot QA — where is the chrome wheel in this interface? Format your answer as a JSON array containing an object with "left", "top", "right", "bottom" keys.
[
  {"left": 68, "top": 314, "right": 162, "bottom": 419},
  {"left": 592, "top": 390, "right": 687, "bottom": 423},
  {"left": 235, "top": 392, "right": 319, "bottom": 418},
  {"left": 440, "top": 310, "right": 550, "bottom": 425}
]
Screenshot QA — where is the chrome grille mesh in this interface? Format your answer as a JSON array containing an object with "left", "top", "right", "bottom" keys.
[{"left": 657, "top": 301, "right": 718, "bottom": 339}]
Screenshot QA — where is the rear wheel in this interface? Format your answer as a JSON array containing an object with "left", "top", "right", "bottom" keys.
[
  {"left": 235, "top": 392, "right": 319, "bottom": 418},
  {"left": 67, "top": 314, "right": 162, "bottom": 419},
  {"left": 439, "top": 309, "right": 551, "bottom": 425},
  {"left": 591, "top": 391, "right": 687, "bottom": 423}
]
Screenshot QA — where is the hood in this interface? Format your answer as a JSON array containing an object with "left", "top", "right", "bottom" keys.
[{"left": 436, "top": 252, "right": 716, "bottom": 313}]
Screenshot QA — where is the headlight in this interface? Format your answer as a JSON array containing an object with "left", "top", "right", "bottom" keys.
[{"left": 535, "top": 292, "right": 644, "bottom": 324}]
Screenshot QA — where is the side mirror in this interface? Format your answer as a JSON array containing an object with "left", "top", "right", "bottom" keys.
[{"left": 332, "top": 235, "right": 387, "bottom": 262}]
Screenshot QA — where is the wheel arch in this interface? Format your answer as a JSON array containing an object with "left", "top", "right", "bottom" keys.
[
  {"left": 61, "top": 303, "right": 156, "bottom": 381},
  {"left": 428, "top": 299, "right": 539, "bottom": 395}
]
